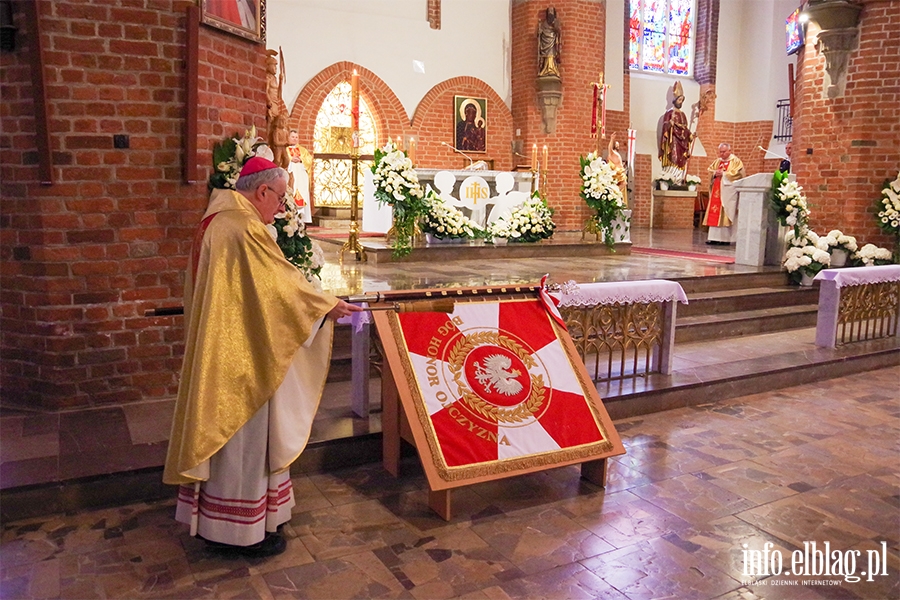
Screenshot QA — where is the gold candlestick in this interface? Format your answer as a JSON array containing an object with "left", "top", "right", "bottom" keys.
[
  {"left": 340, "top": 147, "right": 367, "bottom": 262},
  {"left": 341, "top": 69, "right": 366, "bottom": 262}
]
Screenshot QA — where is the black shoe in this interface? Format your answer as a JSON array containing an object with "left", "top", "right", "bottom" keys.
[
  {"left": 705, "top": 240, "right": 715, "bottom": 245},
  {"left": 201, "top": 531, "right": 287, "bottom": 558}
]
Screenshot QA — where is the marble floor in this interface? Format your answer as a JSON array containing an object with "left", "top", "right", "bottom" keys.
[{"left": 2, "top": 367, "right": 898, "bottom": 600}]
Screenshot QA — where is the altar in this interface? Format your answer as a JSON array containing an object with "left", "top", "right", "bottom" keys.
[
  {"left": 416, "top": 169, "right": 533, "bottom": 198},
  {"left": 362, "top": 168, "right": 535, "bottom": 233},
  {"left": 651, "top": 189, "right": 697, "bottom": 229}
]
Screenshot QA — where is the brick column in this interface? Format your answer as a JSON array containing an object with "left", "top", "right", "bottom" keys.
[
  {"left": 511, "top": 0, "right": 608, "bottom": 231},
  {"left": 793, "top": 0, "right": 900, "bottom": 244}
]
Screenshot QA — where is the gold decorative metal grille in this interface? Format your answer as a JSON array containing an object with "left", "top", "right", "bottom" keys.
[
  {"left": 837, "top": 282, "right": 900, "bottom": 345},
  {"left": 312, "top": 81, "right": 377, "bottom": 207},
  {"left": 560, "top": 302, "right": 663, "bottom": 381},
  {"left": 311, "top": 158, "right": 373, "bottom": 207}
]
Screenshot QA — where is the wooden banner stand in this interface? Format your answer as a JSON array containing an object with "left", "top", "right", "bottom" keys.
[{"left": 372, "top": 297, "right": 625, "bottom": 521}]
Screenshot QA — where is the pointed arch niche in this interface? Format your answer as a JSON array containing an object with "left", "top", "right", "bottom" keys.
[
  {"left": 289, "top": 62, "right": 409, "bottom": 209},
  {"left": 311, "top": 81, "right": 378, "bottom": 207}
]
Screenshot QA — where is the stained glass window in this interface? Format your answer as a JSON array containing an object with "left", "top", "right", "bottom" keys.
[
  {"left": 312, "top": 81, "right": 377, "bottom": 207},
  {"left": 628, "top": 0, "right": 694, "bottom": 76}
]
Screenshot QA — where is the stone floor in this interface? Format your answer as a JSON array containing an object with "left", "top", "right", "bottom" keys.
[
  {"left": 0, "top": 227, "right": 758, "bottom": 491},
  {"left": 2, "top": 367, "right": 898, "bottom": 599}
]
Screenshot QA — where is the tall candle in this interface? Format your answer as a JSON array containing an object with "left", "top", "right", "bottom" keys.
[
  {"left": 531, "top": 144, "right": 538, "bottom": 171},
  {"left": 542, "top": 145, "right": 548, "bottom": 170},
  {"left": 409, "top": 138, "right": 416, "bottom": 164},
  {"left": 601, "top": 83, "right": 608, "bottom": 139},
  {"left": 350, "top": 70, "right": 359, "bottom": 148}
]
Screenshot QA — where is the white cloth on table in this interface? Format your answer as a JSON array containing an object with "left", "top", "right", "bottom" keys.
[
  {"left": 814, "top": 265, "right": 900, "bottom": 288},
  {"left": 551, "top": 279, "right": 689, "bottom": 307}
]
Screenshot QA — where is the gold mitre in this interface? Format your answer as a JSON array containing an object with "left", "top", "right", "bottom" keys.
[{"left": 672, "top": 80, "right": 684, "bottom": 99}]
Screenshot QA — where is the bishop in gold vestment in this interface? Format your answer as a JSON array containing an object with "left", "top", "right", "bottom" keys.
[{"left": 164, "top": 157, "right": 360, "bottom": 556}]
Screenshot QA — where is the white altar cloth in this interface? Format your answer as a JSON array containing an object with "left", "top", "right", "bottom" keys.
[
  {"left": 814, "top": 265, "right": 900, "bottom": 288},
  {"left": 553, "top": 279, "right": 689, "bottom": 307}
]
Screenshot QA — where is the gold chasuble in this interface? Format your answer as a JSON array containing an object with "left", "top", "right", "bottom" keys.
[
  {"left": 164, "top": 189, "right": 338, "bottom": 485},
  {"left": 703, "top": 155, "right": 745, "bottom": 228}
]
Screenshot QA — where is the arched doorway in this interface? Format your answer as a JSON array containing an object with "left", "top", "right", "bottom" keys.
[{"left": 312, "top": 81, "right": 378, "bottom": 208}]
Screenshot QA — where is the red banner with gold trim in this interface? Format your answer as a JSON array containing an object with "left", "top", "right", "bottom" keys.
[{"left": 392, "top": 298, "right": 613, "bottom": 480}]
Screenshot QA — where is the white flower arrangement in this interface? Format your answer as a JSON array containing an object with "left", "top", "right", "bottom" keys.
[
  {"left": 372, "top": 141, "right": 424, "bottom": 205},
  {"left": 685, "top": 174, "right": 702, "bottom": 185},
  {"left": 422, "top": 195, "right": 482, "bottom": 240},
  {"left": 489, "top": 193, "right": 556, "bottom": 243},
  {"left": 853, "top": 243, "right": 893, "bottom": 267},
  {"left": 209, "top": 126, "right": 265, "bottom": 190},
  {"left": 783, "top": 244, "right": 831, "bottom": 280},
  {"left": 371, "top": 140, "right": 426, "bottom": 257},
  {"left": 657, "top": 171, "right": 677, "bottom": 184},
  {"left": 785, "top": 228, "right": 827, "bottom": 251},
  {"left": 271, "top": 196, "right": 324, "bottom": 286},
  {"left": 772, "top": 179, "right": 811, "bottom": 238},
  {"left": 876, "top": 171, "right": 900, "bottom": 237},
  {"left": 822, "top": 229, "right": 858, "bottom": 253},
  {"left": 579, "top": 152, "right": 625, "bottom": 247}
]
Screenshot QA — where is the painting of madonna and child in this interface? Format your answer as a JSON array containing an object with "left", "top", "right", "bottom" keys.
[{"left": 454, "top": 96, "right": 487, "bottom": 154}]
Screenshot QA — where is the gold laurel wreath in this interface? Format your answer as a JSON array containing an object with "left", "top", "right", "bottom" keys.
[{"left": 448, "top": 331, "right": 544, "bottom": 424}]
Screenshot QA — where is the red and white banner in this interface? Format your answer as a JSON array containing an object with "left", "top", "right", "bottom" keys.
[
  {"left": 627, "top": 128, "right": 637, "bottom": 168},
  {"left": 396, "top": 299, "right": 609, "bottom": 472}
]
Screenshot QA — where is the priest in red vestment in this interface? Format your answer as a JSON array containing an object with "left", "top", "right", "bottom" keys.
[{"left": 703, "top": 143, "right": 745, "bottom": 245}]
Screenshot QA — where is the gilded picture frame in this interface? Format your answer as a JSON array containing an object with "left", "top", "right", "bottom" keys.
[
  {"left": 201, "top": 0, "right": 266, "bottom": 44},
  {"left": 454, "top": 96, "right": 487, "bottom": 153}
]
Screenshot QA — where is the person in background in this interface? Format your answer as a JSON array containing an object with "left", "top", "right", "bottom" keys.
[
  {"left": 163, "top": 157, "right": 361, "bottom": 558},
  {"left": 703, "top": 142, "right": 745, "bottom": 245},
  {"left": 779, "top": 141, "right": 793, "bottom": 173}
]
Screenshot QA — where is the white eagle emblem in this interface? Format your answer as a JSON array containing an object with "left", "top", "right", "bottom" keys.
[{"left": 473, "top": 354, "right": 523, "bottom": 396}]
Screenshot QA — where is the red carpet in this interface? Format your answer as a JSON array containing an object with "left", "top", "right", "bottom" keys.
[{"left": 631, "top": 247, "right": 735, "bottom": 264}]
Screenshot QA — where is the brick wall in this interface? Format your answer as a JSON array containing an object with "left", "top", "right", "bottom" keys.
[
  {"left": 289, "top": 67, "right": 514, "bottom": 173},
  {"left": 793, "top": 0, "right": 899, "bottom": 246},
  {"left": 410, "top": 77, "right": 514, "bottom": 171},
  {"left": 289, "top": 62, "right": 408, "bottom": 151},
  {"left": 0, "top": 0, "right": 267, "bottom": 410},
  {"left": 512, "top": 0, "right": 625, "bottom": 231}
]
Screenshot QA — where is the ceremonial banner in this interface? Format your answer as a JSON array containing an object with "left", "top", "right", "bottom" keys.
[{"left": 379, "top": 298, "right": 623, "bottom": 484}]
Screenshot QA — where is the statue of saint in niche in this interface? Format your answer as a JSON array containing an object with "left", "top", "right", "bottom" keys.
[{"left": 538, "top": 7, "right": 561, "bottom": 78}]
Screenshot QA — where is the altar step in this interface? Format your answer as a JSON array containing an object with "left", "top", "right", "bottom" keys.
[
  {"left": 598, "top": 334, "right": 900, "bottom": 421},
  {"left": 312, "top": 207, "right": 352, "bottom": 230},
  {"left": 326, "top": 271, "right": 819, "bottom": 382},
  {"left": 672, "top": 272, "right": 818, "bottom": 343}
]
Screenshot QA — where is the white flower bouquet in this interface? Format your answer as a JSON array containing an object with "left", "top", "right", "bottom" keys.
[
  {"left": 876, "top": 171, "right": 900, "bottom": 238},
  {"left": 853, "top": 243, "right": 893, "bottom": 267},
  {"left": 422, "top": 194, "right": 481, "bottom": 240},
  {"left": 209, "top": 126, "right": 264, "bottom": 190},
  {"left": 489, "top": 193, "right": 556, "bottom": 243},
  {"left": 783, "top": 243, "right": 831, "bottom": 282},
  {"left": 271, "top": 196, "right": 324, "bottom": 287},
  {"left": 822, "top": 229, "right": 858, "bottom": 253},
  {"left": 685, "top": 174, "right": 702, "bottom": 186},
  {"left": 579, "top": 152, "right": 625, "bottom": 247},
  {"left": 371, "top": 140, "right": 426, "bottom": 257},
  {"left": 771, "top": 179, "right": 810, "bottom": 238}
]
